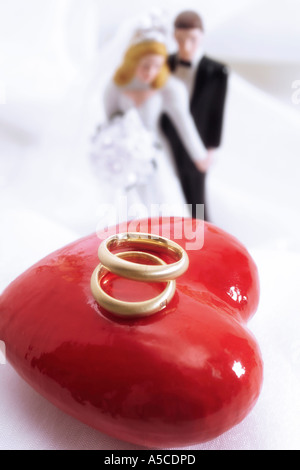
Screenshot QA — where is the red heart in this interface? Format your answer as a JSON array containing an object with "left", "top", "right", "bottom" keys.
[{"left": 0, "top": 218, "right": 263, "bottom": 447}]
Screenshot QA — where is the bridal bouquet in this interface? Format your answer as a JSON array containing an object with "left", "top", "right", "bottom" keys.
[{"left": 90, "top": 109, "right": 158, "bottom": 190}]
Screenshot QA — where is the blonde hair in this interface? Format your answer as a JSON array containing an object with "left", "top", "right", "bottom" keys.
[{"left": 114, "top": 41, "right": 169, "bottom": 89}]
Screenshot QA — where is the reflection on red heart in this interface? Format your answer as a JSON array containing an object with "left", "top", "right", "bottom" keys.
[{"left": 0, "top": 218, "right": 263, "bottom": 447}]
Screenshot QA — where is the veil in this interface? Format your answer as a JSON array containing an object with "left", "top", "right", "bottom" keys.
[
  {"left": 3, "top": 3, "right": 179, "bottom": 233},
  {"left": 85, "top": 7, "right": 174, "bottom": 128}
]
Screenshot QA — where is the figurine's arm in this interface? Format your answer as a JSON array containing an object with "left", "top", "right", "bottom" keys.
[
  {"left": 103, "top": 81, "right": 121, "bottom": 119},
  {"left": 162, "top": 77, "right": 211, "bottom": 172}
]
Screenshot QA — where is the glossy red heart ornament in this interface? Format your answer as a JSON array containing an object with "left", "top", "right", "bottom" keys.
[{"left": 0, "top": 218, "right": 263, "bottom": 447}]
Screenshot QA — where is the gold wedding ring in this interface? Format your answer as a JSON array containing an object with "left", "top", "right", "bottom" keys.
[
  {"left": 91, "top": 251, "right": 176, "bottom": 317},
  {"left": 98, "top": 232, "right": 189, "bottom": 282},
  {"left": 90, "top": 232, "right": 189, "bottom": 318}
]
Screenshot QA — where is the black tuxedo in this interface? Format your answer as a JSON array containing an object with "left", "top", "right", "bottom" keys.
[{"left": 161, "top": 54, "right": 228, "bottom": 220}]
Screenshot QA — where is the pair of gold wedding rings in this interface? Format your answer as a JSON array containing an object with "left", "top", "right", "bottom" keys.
[{"left": 90, "top": 232, "right": 189, "bottom": 318}]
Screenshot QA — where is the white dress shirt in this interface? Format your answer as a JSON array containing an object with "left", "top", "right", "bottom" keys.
[{"left": 173, "top": 49, "right": 205, "bottom": 99}]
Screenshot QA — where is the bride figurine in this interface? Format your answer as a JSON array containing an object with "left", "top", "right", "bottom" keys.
[{"left": 91, "top": 13, "right": 211, "bottom": 220}]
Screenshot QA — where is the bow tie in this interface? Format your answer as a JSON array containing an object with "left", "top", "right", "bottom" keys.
[{"left": 178, "top": 59, "right": 192, "bottom": 68}]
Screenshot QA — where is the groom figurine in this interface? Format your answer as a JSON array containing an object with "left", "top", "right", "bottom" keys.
[{"left": 161, "top": 10, "right": 228, "bottom": 220}]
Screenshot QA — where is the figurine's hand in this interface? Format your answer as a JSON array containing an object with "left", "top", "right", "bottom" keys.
[
  {"left": 195, "top": 150, "right": 214, "bottom": 173},
  {"left": 123, "top": 89, "right": 156, "bottom": 107}
]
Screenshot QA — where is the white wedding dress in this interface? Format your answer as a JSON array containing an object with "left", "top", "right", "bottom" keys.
[{"left": 91, "top": 75, "right": 207, "bottom": 219}]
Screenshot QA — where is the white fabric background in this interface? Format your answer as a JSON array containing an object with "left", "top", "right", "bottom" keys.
[{"left": 0, "top": 0, "right": 300, "bottom": 450}]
